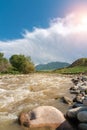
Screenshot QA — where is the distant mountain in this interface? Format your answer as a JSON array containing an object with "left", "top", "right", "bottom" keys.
[{"left": 35, "top": 61, "right": 70, "bottom": 71}]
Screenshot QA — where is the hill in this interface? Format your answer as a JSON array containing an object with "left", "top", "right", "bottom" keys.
[
  {"left": 35, "top": 61, "right": 70, "bottom": 71},
  {"left": 54, "top": 58, "right": 87, "bottom": 74},
  {"left": 69, "top": 58, "right": 87, "bottom": 67}
]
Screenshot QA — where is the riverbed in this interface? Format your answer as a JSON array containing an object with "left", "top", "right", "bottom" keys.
[{"left": 0, "top": 73, "right": 73, "bottom": 130}]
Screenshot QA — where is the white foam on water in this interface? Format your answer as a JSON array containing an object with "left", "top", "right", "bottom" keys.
[
  {"left": 0, "top": 113, "right": 17, "bottom": 121},
  {"left": 0, "top": 96, "right": 14, "bottom": 108},
  {"left": 13, "top": 88, "right": 30, "bottom": 101},
  {"left": 0, "top": 88, "right": 6, "bottom": 93}
]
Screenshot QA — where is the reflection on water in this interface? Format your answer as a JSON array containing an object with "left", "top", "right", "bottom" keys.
[{"left": 0, "top": 73, "right": 73, "bottom": 130}]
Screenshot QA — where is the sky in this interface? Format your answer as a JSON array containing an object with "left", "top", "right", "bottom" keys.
[{"left": 0, "top": 0, "right": 87, "bottom": 64}]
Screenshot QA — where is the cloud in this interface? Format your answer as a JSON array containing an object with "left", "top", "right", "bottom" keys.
[{"left": 0, "top": 13, "right": 87, "bottom": 64}]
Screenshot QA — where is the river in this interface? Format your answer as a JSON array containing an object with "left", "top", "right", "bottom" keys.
[{"left": 0, "top": 73, "right": 73, "bottom": 130}]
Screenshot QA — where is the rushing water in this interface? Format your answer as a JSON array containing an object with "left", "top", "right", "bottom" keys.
[{"left": 0, "top": 73, "right": 73, "bottom": 130}]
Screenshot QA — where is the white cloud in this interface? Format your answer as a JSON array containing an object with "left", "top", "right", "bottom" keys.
[{"left": 0, "top": 13, "right": 87, "bottom": 64}]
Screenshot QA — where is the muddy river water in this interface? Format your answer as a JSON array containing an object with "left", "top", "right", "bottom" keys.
[{"left": 0, "top": 73, "right": 73, "bottom": 130}]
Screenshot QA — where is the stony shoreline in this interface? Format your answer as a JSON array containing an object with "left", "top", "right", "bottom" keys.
[{"left": 65, "top": 74, "right": 87, "bottom": 130}]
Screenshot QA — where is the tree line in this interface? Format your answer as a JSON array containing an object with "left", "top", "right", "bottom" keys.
[{"left": 0, "top": 53, "right": 35, "bottom": 74}]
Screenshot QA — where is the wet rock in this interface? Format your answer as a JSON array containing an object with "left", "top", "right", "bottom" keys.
[
  {"left": 70, "top": 86, "right": 79, "bottom": 91},
  {"left": 66, "top": 107, "right": 87, "bottom": 119},
  {"left": 80, "top": 91, "right": 86, "bottom": 96},
  {"left": 79, "top": 85, "right": 87, "bottom": 91},
  {"left": 72, "top": 103, "right": 84, "bottom": 108},
  {"left": 83, "top": 99, "right": 87, "bottom": 106},
  {"left": 77, "top": 111, "right": 87, "bottom": 122},
  {"left": 71, "top": 78, "right": 79, "bottom": 85},
  {"left": 70, "top": 89, "right": 80, "bottom": 94},
  {"left": 66, "top": 106, "right": 87, "bottom": 129},
  {"left": 73, "top": 94, "right": 84, "bottom": 103},
  {"left": 61, "top": 96, "right": 72, "bottom": 105},
  {"left": 81, "top": 76, "right": 87, "bottom": 82},
  {"left": 78, "top": 123, "right": 87, "bottom": 130}
]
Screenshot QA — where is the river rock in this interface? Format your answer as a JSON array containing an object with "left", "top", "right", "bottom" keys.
[
  {"left": 70, "top": 89, "right": 80, "bottom": 94},
  {"left": 83, "top": 99, "right": 87, "bottom": 106},
  {"left": 77, "top": 111, "right": 87, "bottom": 122},
  {"left": 78, "top": 123, "right": 87, "bottom": 130},
  {"left": 73, "top": 94, "right": 84, "bottom": 103},
  {"left": 70, "top": 85, "right": 79, "bottom": 91},
  {"left": 72, "top": 103, "right": 84, "bottom": 108},
  {"left": 18, "top": 106, "right": 73, "bottom": 129},
  {"left": 66, "top": 107, "right": 87, "bottom": 119},
  {"left": 81, "top": 76, "right": 87, "bottom": 82},
  {"left": 71, "top": 78, "right": 79, "bottom": 85},
  {"left": 79, "top": 85, "right": 87, "bottom": 91},
  {"left": 19, "top": 106, "right": 65, "bottom": 128},
  {"left": 61, "top": 96, "right": 72, "bottom": 104}
]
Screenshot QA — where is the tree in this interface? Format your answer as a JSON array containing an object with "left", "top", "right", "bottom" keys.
[
  {"left": 0, "top": 52, "right": 10, "bottom": 73},
  {"left": 9, "top": 54, "right": 35, "bottom": 73}
]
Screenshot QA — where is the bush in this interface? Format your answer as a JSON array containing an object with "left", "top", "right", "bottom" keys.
[
  {"left": 9, "top": 54, "right": 35, "bottom": 74},
  {"left": 0, "top": 53, "right": 11, "bottom": 73}
]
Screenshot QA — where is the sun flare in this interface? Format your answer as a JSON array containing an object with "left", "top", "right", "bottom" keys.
[
  {"left": 81, "top": 16, "right": 87, "bottom": 24},
  {"left": 75, "top": 13, "right": 87, "bottom": 32}
]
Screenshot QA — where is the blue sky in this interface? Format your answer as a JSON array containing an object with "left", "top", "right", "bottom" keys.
[
  {"left": 0, "top": 0, "right": 87, "bottom": 64},
  {"left": 0, "top": 0, "right": 87, "bottom": 40},
  {"left": 0, "top": 0, "right": 65, "bottom": 40}
]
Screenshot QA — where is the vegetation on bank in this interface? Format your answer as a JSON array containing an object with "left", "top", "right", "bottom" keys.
[
  {"left": 54, "top": 66, "right": 87, "bottom": 74},
  {"left": 0, "top": 53, "right": 87, "bottom": 75},
  {"left": 54, "top": 58, "right": 87, "bottom": 74},
  {"left": 0, "top": 52, "right": 35, "bottom": 74}
]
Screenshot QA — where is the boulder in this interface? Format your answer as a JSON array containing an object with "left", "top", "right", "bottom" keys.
[
  {"left": 66, "top": 107, "right": 87, "bottom": 119},
  {"left": 78, "top": 123, "right": 87, "bottom": 130},
  {"left": 77, "top": 111, "right": 87, "bottom": 122},
  {"left": 18, "top": 106, "right": 73, "bottom": 129}
]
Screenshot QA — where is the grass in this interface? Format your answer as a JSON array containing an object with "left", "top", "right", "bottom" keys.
[{"left": 54, "top": 66, "right": 87, "bottom": 74}]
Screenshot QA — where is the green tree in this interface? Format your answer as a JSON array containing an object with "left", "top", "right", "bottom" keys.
[
  {"left": 0, "top": 52, "right": 10, "bottom": 73},
  {"left": 9, "top": 54, "right": 35, "bottom": 73}
]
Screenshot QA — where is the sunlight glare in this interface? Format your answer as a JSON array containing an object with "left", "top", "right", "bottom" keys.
[{"left": 81, "top": 16, "right": 87, "bottom": 24}]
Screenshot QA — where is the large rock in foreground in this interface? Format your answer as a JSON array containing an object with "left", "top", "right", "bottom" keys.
[{"left": 18, "top": 106, "right": 73, "bottom": 129}]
